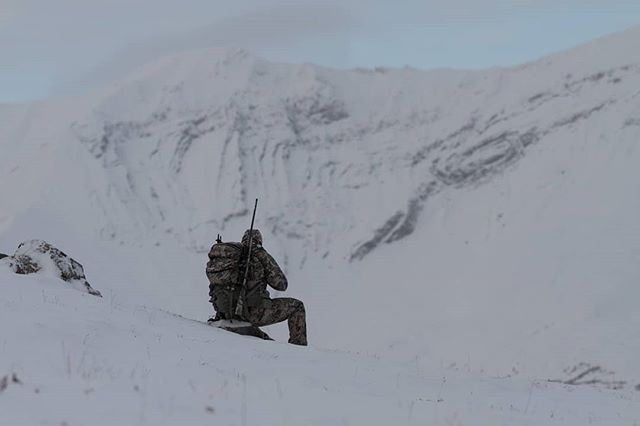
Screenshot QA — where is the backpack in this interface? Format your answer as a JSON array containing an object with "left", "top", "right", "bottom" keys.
[
  {"left": 206, "top": 242, "right": 266, "bottom": 319},
  {"left": 206, "top": 242, "right": 244, "bottom": 319}
]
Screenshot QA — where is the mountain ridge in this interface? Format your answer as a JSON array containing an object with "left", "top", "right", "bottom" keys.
[{"left": 1, "top": 27, "right": 639, "bottom": 266}]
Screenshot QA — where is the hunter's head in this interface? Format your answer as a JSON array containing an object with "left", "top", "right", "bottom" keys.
[{"left": 242, "top": 229, "right": 263, "bottom": 247}]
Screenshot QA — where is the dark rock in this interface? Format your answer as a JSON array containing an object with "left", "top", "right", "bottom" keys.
[
  {"left": 5, "top": 240, "right": 101, "bottom": 297},
  {"left": 350, "top": 211, "right": 405, "bottom": 261}
]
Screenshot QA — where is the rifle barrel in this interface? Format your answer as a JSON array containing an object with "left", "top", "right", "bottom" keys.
[{"left": 235, "top": 198, "right": 259, "bottom": 317}]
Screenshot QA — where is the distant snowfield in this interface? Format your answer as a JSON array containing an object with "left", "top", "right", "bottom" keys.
[{"left": 1, "top": 25, "right": 640, "bottom": 424}]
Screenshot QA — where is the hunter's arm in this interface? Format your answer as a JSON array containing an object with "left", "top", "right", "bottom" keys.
[{"left": 256, "top": 248, "right": 288, "bottom": 291}]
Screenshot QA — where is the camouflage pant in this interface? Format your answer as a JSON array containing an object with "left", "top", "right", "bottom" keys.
[{"left": 245, "top": 298, "right": 307, "bottom": 346}]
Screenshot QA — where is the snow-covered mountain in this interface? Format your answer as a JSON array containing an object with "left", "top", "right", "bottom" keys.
[
  {"left": 2, "top": 26, "right": 637, "bottom": 265},
  {"left": 1, "top": 25, "right": 639, "bottom": 424}
]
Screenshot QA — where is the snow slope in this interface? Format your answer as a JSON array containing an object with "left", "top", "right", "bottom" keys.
[
  {"left": 0, "top": 25, "right": 640, "bottom": 423},
  {"left": 1, "top": 271, "right": 637, "bottom": 425}
]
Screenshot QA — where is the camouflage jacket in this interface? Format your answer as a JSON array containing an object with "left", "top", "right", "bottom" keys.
[{"left": 246, "top": 245, "right": 288, "bottom": 299}]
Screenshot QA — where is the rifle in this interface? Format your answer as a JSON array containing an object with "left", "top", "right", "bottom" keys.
[{"left": 234, "top": 198, "right": 259, "bottom": 318}]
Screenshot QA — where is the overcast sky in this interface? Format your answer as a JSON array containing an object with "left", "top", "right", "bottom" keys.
[{"left": 1, "top": 0, "right": 639, "bottom": 102}]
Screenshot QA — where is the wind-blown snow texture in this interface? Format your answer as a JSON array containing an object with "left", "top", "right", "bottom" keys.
[{"left": 1, "top": 26, "right": 640, "bottom": 424}]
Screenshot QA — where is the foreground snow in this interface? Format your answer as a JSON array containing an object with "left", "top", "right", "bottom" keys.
[{"left": 1, "top": 270, "right": 637, "bottom": 425}]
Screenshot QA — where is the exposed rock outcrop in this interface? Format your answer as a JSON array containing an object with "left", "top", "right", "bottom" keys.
[{"left": 0, "top": 240, "right": 102, "bottom": 297}]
